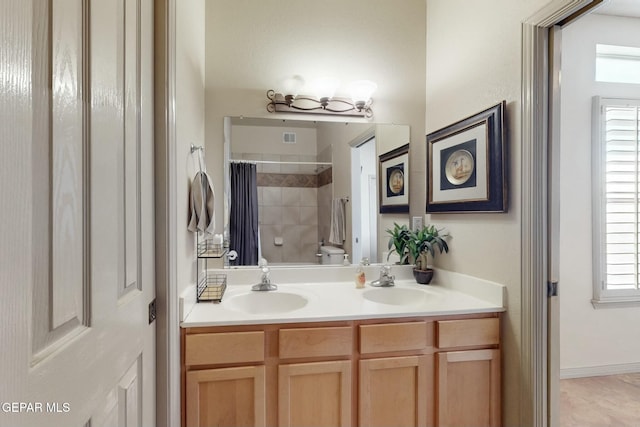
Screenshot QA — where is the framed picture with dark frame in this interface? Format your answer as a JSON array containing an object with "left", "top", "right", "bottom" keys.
[
  {"left": 379, "top": 143, "right": 410, "bottom": 213},
  {"left": 426, "top": 101, "right": 507, "bottom": 213}
]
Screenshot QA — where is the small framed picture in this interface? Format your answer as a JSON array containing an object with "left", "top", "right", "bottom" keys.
[
  {"left": 379, "top": 143, "right": 410, "bottom": 213},
  {"left": 426, "top": 101, "right": 507, "bottom": 213}
]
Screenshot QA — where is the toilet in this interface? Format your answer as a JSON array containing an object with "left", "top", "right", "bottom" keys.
[{"left": 320, "top": 245, "right": 345, "bottom": 265}]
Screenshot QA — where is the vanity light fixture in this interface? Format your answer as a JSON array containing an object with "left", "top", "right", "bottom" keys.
[{"left": 266, "top": 79, "right": 376, "bottom": 118}]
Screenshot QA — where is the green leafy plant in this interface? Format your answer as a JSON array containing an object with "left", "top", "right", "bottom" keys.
[
  {"left": 386, "top": 222, "right": 411, "bottom": 265},
  {"left": 387, "top": 223, "right": 449, "bottom": 270}
]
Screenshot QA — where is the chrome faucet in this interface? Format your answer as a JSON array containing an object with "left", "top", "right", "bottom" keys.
[
  {"left": 370, "top": 265, "right": 395, "bottom": 287},
  {"left": 252, "top": 258, "right": 278, "bottom": 291}
]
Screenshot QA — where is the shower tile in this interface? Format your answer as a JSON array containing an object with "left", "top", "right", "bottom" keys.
[
  {"left": 283, "top": 227, "right": 304, "bottom": 261},
  {"left": 300, "top": 188, "right": 318, "bottom": 206},
  {"left": 302, "top": 243, "right": 322, "bottom": 264},
  {"left": 282, "top": 187, "right": 301, "bottom": 207},
  {"left": 261, "top": 206, "right": 282, "bottom": 225},
  {"left": 300, "top": 225, "right": 319, "bottom": 245},
  {"left": 262, "top": 187, "right": 282, "bottom": 206},
  {"left": 260, "top": 225, "right": 284, "bottom": 251},
  {"left": 300, "top": 207, "right": 318, "bottom": 225},
  {"left": 317, "top": 167, "right": 333, "bottom": 187},
  {"left": 243, "top": 153, "right": 262, "bottom": 161},
  {"left": 282, "top": 207, "right": 301, "bottom": 225},
  {"left": 299, "top": 155, "right": 317, "bottom": 174},
  {"left": 280, "top": 155, "right": 299, "bottom": 174},
  {"left": 262, "top": 245, "right": 283, "bottom": 263},
  {"left": 262, "top": 154, "right": 281, "bottom": 173}
]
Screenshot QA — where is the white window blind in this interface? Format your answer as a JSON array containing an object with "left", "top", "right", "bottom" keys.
[{"left": 593, "top": 97, "right": 640, "bottom": 306}]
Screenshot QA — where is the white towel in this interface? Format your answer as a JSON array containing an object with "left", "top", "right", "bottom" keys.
[
  {"left": 188, "top": 171, "right": 215, "bottom": 235},
  {"left": 328, "top": 198, "right": 346, "bottom": 245}
]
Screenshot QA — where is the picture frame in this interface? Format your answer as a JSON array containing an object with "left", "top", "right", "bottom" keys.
[
  {"left": 379, "top": 143, "right": 410, "bottom": 213},
  {"left": 426, "top": 101, "right": 507, "bottom": 213}
]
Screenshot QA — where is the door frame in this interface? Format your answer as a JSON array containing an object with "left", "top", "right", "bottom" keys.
[
  {"left": 154, "top": 0, "right": 181, "bottom": 426},
  {"left": 350, "top": 132, "right": 377, "bottom": 263},
  {"left": 521, "top": 1, "right": 602, "bottom": 426}
]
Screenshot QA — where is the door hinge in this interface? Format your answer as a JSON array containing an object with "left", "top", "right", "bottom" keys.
[
  {"left": 148, "top": 298, "right": 157, "bottom": 324},
  {"left": 547, "top": 280, "right": 558, "bottom": 297}
]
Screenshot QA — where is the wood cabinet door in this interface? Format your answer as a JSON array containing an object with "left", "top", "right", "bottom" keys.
[
  {"left": 359, "top": 355, "right": 433, "bottom": 427},
  {"left": 436, "top": 349, "right": 500, "bottom": 427},
  {"left": 279, "top": 360, "right": 352, "bottom": 427},
  {"left": 186, "top": 365, "right": 266, "bottom": 427}
]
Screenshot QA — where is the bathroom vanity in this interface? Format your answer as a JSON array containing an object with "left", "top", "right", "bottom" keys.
[{"left": 180, "top": 267, "right": 504, "bottom": 427}]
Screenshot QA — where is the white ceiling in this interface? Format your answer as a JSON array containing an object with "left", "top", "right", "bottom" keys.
[{"left": 595, "top": 0, "right": 640, "bottom": 18}]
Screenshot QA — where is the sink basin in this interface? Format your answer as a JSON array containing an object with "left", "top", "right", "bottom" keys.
[
  {"left": 225, "top": 291, "right": 309, "bottom": 314},
  {"left": 363, "top": 287, "right": 428, "bottom": 306}
]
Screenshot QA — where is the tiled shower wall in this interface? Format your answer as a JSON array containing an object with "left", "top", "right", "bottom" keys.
[{"left": 234, "top": 152, "right": 332, "bottom": 264}]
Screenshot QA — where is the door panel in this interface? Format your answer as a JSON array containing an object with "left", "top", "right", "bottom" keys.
[
  {"left": 0, "top": 0, "right": 155, "bottom": 426},
  {"left": 50, "top": 0, "right": 86, "bottom": 330},
  {"left": 31, "top": 0, "right": 89, "bottom": 359}
]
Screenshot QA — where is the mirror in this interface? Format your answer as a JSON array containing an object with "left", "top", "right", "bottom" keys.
[{"left": 223, "top": 116, "right": 409, "bottom": 267}]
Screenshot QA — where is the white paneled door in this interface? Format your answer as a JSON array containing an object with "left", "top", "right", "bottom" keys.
[{"left": 0, "top": 0, "right": 155, "bottom": 426}]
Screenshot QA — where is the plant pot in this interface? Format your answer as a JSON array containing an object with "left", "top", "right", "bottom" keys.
[{"left": 412, "top": 267, "right": 434, "bottom": 285}]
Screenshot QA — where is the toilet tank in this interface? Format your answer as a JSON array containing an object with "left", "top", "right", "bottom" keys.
[{"left": 320, "top": 245, "right": 345, "bottom": 265}]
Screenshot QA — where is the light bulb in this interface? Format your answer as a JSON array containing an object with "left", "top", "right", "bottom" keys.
[
  {"left": 312, "top": 77, "right": 340, "bottom": 101},
  {"left": 349, "top": 80, "right": 377, "bottom": 110}
]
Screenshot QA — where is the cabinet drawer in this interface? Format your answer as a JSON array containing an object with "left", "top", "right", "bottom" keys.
[
  {"left": 359, "top": 321, "right": 430, "bottom": 354},
  {"left": 185, "top": 331, "right": 264, "bottom": 366},
  {"left": 436, "top": 318, "right": 499, "bottom": 349},
  {"left": 279, "top": 326, "right": 352, "bottom": 359}
]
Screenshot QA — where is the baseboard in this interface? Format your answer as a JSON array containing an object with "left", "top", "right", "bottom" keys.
[{"left": 560, "top": 362, "right": 640, "bottom": 379}]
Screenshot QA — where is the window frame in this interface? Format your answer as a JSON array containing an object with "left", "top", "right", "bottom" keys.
[{"left": 592, "top": 96, "right": 640, "bottom": 308}]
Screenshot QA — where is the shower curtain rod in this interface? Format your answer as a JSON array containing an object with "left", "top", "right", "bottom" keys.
[{"left": 229, "top": 159, "right": 332, "bottom": 166}]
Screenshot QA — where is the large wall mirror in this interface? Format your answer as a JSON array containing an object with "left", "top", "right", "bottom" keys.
[{"left": 223, "top": 117, "right": 409, "bottom": 267}]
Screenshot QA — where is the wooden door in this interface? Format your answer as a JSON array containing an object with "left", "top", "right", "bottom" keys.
[
  {"left": 186, "top": 366, "right": 266, "bottom": 427},
  {"left": 279, "top": 361, "right": 352, "bottom": 427},
  {"left": 359, "top": 356, "right": 432, "bottom": 427},
  {"left": 0, "top": 0, "right": 155, "bottom": 426},
  {"left": 436, "top": 349, "right": 500, "bottom": 427}
]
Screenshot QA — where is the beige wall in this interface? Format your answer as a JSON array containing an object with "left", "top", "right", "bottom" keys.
[
  {"left": 231, "top": 124, "right": 317, "bottom": 156},
  {"left": 425, "top": 0, "right": 548, "bottom": 425},
  {"left": 176, "top": 0, "right": 206, "bottom": 296},
  {"left": 559, "top": 13, "right": 640, "bottom": 373},
  {"left": 204, "top": 0, "right": 427, "bottom": 246}
]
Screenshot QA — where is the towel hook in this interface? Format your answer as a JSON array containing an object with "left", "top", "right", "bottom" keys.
[{"left": 190, "top": 144, "right": 206, "bottom": 174}]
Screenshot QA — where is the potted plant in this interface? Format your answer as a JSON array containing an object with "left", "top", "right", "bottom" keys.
[{"left": 387, "top": 223, "right": 450, "bottom": 284}]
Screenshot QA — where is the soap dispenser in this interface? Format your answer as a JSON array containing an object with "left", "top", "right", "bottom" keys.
[{"left": 355, "top": 260, "right": 366, "bottom": 289}]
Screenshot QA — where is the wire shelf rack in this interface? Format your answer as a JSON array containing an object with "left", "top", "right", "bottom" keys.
[{"left": 197, "top": 273, "right": 227, "bottom": 303}]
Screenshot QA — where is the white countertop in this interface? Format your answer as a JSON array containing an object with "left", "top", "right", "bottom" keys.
[{"left": 181, "top": 266, "right": 506, "bottom": 328}]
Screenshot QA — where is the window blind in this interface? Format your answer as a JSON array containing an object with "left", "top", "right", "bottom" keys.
[{"left": 603, "top": 103, "right": 640, "bottom": 291}]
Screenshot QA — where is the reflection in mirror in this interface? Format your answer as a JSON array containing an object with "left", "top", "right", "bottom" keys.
[{"left": 223, "top": 117, "right": 409, "bottom": 267}]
